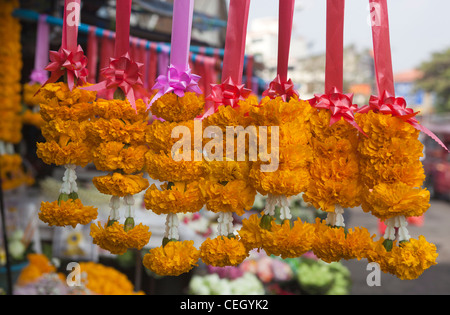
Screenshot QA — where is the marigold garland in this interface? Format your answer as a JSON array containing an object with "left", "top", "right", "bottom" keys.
[
  {"left": 92, "top": 173, "right": 149, "bottom": 197},
  {"left": 150, "top": 92, "right": 204, "bottom": 122}
]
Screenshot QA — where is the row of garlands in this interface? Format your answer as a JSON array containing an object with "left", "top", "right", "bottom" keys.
[{"left": 10, "top": 0, "right": 447, "bottom": 281}]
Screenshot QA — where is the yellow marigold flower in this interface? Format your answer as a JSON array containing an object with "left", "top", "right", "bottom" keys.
[
  {"left": 38, "top": 199, "right": 98, "bottom": 228},
  {"left": 250, "top": 96, "right": 314, "bottom": 127},
  {"left": 238, "top": 213, "right": 264, "bottom": 252},
  {"left": 92, "top": 173, "right": 149, "bottom": 197},
  {"left": 144, "top": 181, "right": 205, "bottom": 215},
  {"left": 199, "top": 236, "right": 248, "bottom": 267},
  {"left": 146, "top": 119, "right": 196, "bottom": 153},
  {"left": 92, "top": 142, "right": 147, "bottom": 174},
  {"left": 145, "top": 150, "right": 204, "bottom": 182},
  {"left": 79, "top": 262, "right": 144, "bottom": 295},
  {"left": 202, "top": 160, "right": 251, "bottom": 182},
  {"left": 385, "top": 236, "right": 438, "bottom": 280},
  {"left": 362, "top": 182, "right": 430, "bottom": 220},
  {"left": 87, "top": 118, "right": 148, "bottom": 146},
  {"left": 90, "top": 221, "right": 151, "bottom": 255},
  {"left": 311, "top": 218, "right": 349, "bottom": 263},
  {"left": 41, "top": 118, "right": 89, "bottom": 143},
  {"left": 143, "top": 240, "right": 200, "bottom": 276},
  {"left": 366, "top": 236, "right": 438, "bottom": 280},
  {"left": 249, "top": 164, "right": 310, "bottom": 197},
  {"left": 261, "top": 219, "right": 315, "bottom": 259},
  {"left": 200, "top": 179, "right": 256, "bottom": 216},
  {"left": 39, "top": 99, "right": 94, "bottom": 122},
  {"left": 17, "top": 253, "right": 56, "bottom": 286},
  {"left": 151, "top": 92, "right": 204, "bottom": 122},
  {"left": 92, "top": 98, "right": 149, "bottom": 122},
  {"left": 203, "top": 97, "right": 257, "bottom": 130},
  {"left": 38, "top": 82, "right": 96, "bottom": 106},
  {"left": 36, "top": 141, "right": 92, "bottom": 167}
]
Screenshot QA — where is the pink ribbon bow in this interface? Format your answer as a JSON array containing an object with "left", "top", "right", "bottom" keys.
[
  {"left": 262, "top": 75, "right": 299, "bottom": 102},
  {"left": 44, "top": 45, "right": 88, "bottom": 91},
  {"left": 150, "top": 64, "right": 202, "bottom": 105},
  {"left": 310, "top": 87, "right": 366, "bottom": 136},
  {"left": 82, "top": 52, "right": 148, "bottom": 109},
  {"left": 358, "top": 91, "right": 448, "bottom": 151},
  {"left": 206, "top": 77, "right": 252, "bottom": 112}
]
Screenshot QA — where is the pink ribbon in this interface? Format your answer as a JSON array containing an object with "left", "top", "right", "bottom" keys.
[
  {"left": 30, "top": 14, "right": 49, "bottom": 84},
  {"left": 44, "top": 45, "right": 88, "bottom": 91},
  {"left": 150, "top": 64, "right": 202, "bottom": 105},
  {"left": 310, "top": 87, "right": 366, "bottom": 136},
  {"left": 262, "top": 75, "right": 298, "bottom": 102},
  {"left": 358, "top": 91, "right": 448, "bottom": 151},
  {"left": 82, "top": 52, "right": 147, "bottom": 109},
  {"left": 206, "top": 77, "right": 252, "bottom": 111}
]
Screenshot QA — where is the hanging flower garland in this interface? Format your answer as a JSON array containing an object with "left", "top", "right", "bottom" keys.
[
  {"left": 83, "top": 1, "right": 151, "bottom": 255},
  {"left": 353, "top": 0, "right": 441, "bottom": 279},
  {"left": 197, "top": 0, "right": 256, "bottom": 268},
  {"left": 238, "top": 0, "right": 314, "bottom": 260},
  {"left": 0, "top": 0, "right": 34, "bottom": 191},
  {"left": 35, "top": 0, "right": 100, "bottom": 229},
  {"left": 142, "top": 0, "right": 203, "bottom": 276}
]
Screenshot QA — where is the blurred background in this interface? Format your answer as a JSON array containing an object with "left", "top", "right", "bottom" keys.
[{"left": 1, "top": 0, "right": 449, "bottom": 295}]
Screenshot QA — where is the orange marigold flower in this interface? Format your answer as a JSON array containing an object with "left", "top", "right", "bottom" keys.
[
  {"left": 143, "top": 240, "right": 200, "bottom": 276},
  {"left": 144, "top": 181, "right": 205, "bottom": 215},
  {"left": 90, "top": 221, "right": 151, "bottom": 255},
  {"left": 261, "top": 219, "right": 315, "bottom": 259},
  {"left": 38, "top": 199, "right": 98, "bottom": 228},
  {"left": 92, "top": 142, "right": 147, "bottom": 174},
  {"left": 200, "top": 179, "right": 256, "bottom": 216},
  {"left": 151, "top": 92, "right": 204, "bottom": 122},
  {"left": 238, "top": 213, "right": 264, "bottom": 252},
  {"left": 91, "top": 98, "right": 149, "bottom": 122},
  {"left": 36, "top": 141, "right": 92, "bottom": 167},
  {"left": 199, "top": 236, "right": 248, "bottom": 267},
  {"left": 92, "top": 173, "right": 149, "bottom": 197}
]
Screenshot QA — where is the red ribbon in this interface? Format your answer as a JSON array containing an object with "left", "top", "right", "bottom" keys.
[
  {"left": 310, "top": 87, "right": 367, "bottom": 136},
  {"left": 43, "top": 45, "right": 88, "bottom": 91},
  {"left": 82, "top": 53, "right": 148, "bottom": 109},
  {"left": 262, "top": 75, "right": 298, "bottom": 102},
  {"left": 358, "top": 91, "right": 448, "bottom": 151},
  {"left": 206, "top": 77, "right": 252, "bottom": 111}
]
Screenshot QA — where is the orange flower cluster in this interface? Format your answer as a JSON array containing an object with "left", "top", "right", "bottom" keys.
[
  {"left": 22, "top": 83, "right": 45, "bottom": 128},
  {"left": 142, "top": 91, "right": 205, "bottom": 276},
  {"left": 87, "top": 97, "right": 151, "bottom": 255}
]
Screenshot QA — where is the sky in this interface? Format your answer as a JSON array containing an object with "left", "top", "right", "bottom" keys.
[{"left": 245, "top": 0, "right": 450, "bottom": 73}]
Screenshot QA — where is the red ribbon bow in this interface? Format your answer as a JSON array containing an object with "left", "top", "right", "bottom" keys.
[
  {"left": 82, "top": 52, "right": 148, "bottom": 109},
  {"left": 262, "top": 75, "right": 299, "bottom": 102},
  {"left": 310, "top": 87, "right": 367, "bottom": 136},
  {"left": 358, "top": 91, "right": 448, "bottom": 151},
  {"left": 44, "top": 45, "right": 88, "bottom": 91},
  {"left": 206, "top": 77, "right": 252, "bottom": 112}
]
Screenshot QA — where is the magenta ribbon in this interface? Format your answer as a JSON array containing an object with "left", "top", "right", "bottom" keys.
[
  {"left": 310, "top": 87, "right": 366, "bottom": 136},
  {"left": 82, "top": 52, "right": 147, "bottom": 109},
  {"left": 262, "top": 75, "right": 298, "bottom": 102},
  {"left": 30, "top": 14, "right": 50, "bottom": 84},
  {"left": 43, "top": 45, "right": 88, "bottom": 91},
  {"left": 358, "top": 91, "right": 448, "bottom": 151},
  {"left": 150, "top": 64, "right": 202, "bottom": 105},
  {"left": 206, "top": 77, "right": 252, "bottom": 111}
]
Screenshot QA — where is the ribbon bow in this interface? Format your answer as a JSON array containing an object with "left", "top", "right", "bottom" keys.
[
  {"left": 82, "top": 52, "right": 147, "bottom": 109},
  {"left": 262, "top": 75, "right": 299, "bottom": 102},
  {"left": 44, "top": 45, "right": 88, "bottom": 91},
  {"left": 358, "top": 91, "right": 448, "bottom": 151},
  {"left": 311, "top": 87, "right": 366, "bottom": 136},
  {"left": 206, "top": 77, "right": 252, "bottom": 112},
  {"left": 150, "top": 64, "right": 202, "bottom": 105}
]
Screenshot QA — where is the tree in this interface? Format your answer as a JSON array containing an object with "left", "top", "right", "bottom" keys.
[{"left": 415, "top": 47, "right": 450, "bottom": 112}]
